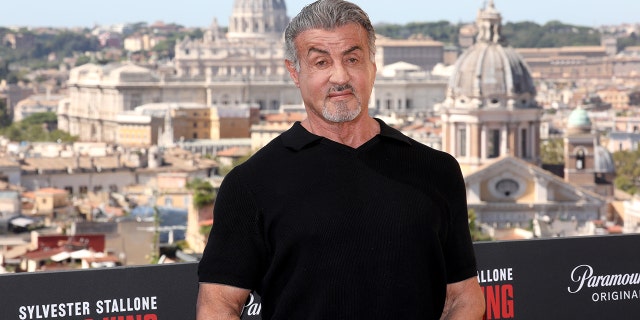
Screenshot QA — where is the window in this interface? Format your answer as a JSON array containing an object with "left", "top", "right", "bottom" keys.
[
  {"left": 488, "top": 129, "right": 500, "bottom": 158},
  {"left": 457, "top": 126, "right": 467, "bottom": 157},
  {"left": 576, "top": 149, "right": 586, "bottom": 170},
  {"left": 521, "top": 128, "right": 528, "bottom": 158},
  {"left": 130, "top": 93, "right": 142, "bottom": 109},
  {"left": 495, "top": 179, "right": 519, "bottom": 197},
  {"left": 406, "top": 99, "right": 413, "bottom": 109}
]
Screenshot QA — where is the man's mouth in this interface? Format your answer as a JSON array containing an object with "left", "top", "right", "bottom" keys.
[{"left": 328, "top": 91, "right": 352, "bottom": 98}]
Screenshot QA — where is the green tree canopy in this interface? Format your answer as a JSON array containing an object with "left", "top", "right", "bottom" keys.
[
  {"left": 613, "top": 149, "right": 640, "bottom": 194},
  {"left": 0, "top": 112, "right": 77, "bottom": 143},
  {"left": 186, "top": 178, "right": 216, "bottom": 209},
  {"left": 540, "top": 138, "right": 565, "bottom": 165}
]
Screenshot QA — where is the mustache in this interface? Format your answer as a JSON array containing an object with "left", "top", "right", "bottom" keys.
[{"left": 328, "top": 84, "right": 354, "bottom": 93}]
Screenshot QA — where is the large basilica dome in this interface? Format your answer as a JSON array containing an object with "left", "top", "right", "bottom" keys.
[
  {"left": 440, "top": 0, "right": 542, "bottom": 170},
  {"left": 444, "top": 0, "right": 537, "bottom": 110},
  {"left": 227, "top": 0, "right": 289, "bottom": 40}
]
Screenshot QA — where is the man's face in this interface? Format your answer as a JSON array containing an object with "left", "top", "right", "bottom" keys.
[{"left": 286, "top": 23, "right": 377, "bottom": 123}]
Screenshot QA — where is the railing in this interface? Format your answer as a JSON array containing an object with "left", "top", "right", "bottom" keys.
[{"left": 2, "top": 234, "right": 640, "bottom": 320}]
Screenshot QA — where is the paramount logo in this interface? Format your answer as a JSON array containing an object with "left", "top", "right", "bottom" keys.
[{"left": 568, "top": 265, "right": 640, "bottom": 294}]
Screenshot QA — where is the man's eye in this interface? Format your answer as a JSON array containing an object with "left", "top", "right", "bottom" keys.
[
  {"left": 347, "top": 58, "right": 358, "bottom": 64},
  {"left": 316, "top": 60, "right": 328, "bottom": 67}
]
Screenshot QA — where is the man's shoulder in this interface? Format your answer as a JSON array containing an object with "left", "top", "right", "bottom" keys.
[
  {"left": 236, "top": 124, "right": 302, "bottom": 169},
  {"left": 383, "top": 129, "right": 456, "bottom": 163}
]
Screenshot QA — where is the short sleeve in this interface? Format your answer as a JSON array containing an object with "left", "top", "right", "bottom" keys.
[
  {"left": 198, "top": 167, "right": 267, "bottom": 290},
  {"left": 441, "top": 154, "right": 478, "bottom": 284}
]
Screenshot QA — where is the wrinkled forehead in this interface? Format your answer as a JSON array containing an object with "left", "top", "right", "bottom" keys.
[{"left": 294, "top": 23, "right": 370, "bottom": 55}]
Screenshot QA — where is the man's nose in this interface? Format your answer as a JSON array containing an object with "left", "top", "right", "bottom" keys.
[{"left": 329, "top": 62, "right": 350, "bottom": 85}]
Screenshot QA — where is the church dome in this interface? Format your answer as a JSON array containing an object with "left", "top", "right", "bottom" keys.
[
  {"left": 594, "top": 146, "right": 616, "bottom": 174},
  {"left": 567, "top": 107, "right": 592, "bottom": 134},
  {"left": 228, "top": 0, "right": 289, "bottom": 40},
  {"left": 445, "top": 1, "right": 537, "bottom": 109}
]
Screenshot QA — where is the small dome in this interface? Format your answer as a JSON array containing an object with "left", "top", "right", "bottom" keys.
[
  {"left": 567, "top": 108, "right": 592, "bottom": 133},
  {"left": 594, "top": 146, "right": 615, "bottom": 174}
]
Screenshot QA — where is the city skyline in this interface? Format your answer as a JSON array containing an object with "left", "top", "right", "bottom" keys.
[{"left": 3, "top": 0, "right": 640, "bottom": 29}]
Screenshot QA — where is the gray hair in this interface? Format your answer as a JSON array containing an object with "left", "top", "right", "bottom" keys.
[{"left": 284, "top": 0, "right": 376, "bottom": 70}]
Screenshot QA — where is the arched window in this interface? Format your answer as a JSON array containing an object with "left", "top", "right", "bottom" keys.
[{"left": 576, "top": 149, "right": 586, "bottom": 170}]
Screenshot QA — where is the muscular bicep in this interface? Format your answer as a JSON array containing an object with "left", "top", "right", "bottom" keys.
[{"left": 196, "top": 282, "right": 251, "bottom": 320}]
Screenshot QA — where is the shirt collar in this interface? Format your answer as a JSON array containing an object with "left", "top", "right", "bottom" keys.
[{"left": 281, "top": 118, "right": 411, "bottom": 151}]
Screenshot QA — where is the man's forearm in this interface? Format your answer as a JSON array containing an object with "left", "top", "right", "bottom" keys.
[
  {"left": 196, "top": 283, "right": 250, "bottom": 320},
  {"left": 440, "top": 277, "right": 485, "bottom": 320}
]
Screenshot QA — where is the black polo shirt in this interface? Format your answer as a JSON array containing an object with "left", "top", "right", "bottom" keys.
[{"left": 199, "top": 119, "right": 477, "bottom": 319}]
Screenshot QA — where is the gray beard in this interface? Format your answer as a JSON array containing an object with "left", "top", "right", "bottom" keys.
[{"left": 322, "top": 100, "right": 362, "bottom": 123}]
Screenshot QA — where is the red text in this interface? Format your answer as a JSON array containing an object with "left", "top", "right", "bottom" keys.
[{"left": 482, "top": 284, "right": 514, "bottom": 319}]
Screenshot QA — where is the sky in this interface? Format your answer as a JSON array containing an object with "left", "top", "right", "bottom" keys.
[{"left": 3, "top": 0, "right": 639, "bottom": 29}]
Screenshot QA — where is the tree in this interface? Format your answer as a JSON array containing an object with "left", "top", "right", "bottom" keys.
[
  {"left": 0, "top": 98, "right": 10, "bottom": 127},
  {"left": 0, "top": 112, "right": 78, "bottom": 143},
  {"left": 613, "top": 149, "right": 640, "bottom": 195},
  {"left": 540, "top": 138, "right": 565, "bottom": 165},
  {"left": 75, "top": 55, "right": 91, "bottom": 67},
  {"left": 374, "top": 21, "right": 459, "bottom": 44},
  {"left": 469, "top": 209, "right": 493, "bottom": 242},
  {"left": 21, "top": 111, "right": 56, "bottom": 126},
  {"left": 502, "top": 21, "right": 599, "bottom": 48},
  {"left": 186, "top": 178, "right": 216, "bottom": 209}
]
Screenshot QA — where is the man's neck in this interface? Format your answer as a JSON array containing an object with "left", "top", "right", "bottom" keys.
[{"left": 301, "top": 116, "right": 380, "bottom": 148}]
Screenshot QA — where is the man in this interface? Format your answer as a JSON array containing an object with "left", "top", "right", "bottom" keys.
[{"left": 197, "top": 1, "right": 485, "bottom": 319}]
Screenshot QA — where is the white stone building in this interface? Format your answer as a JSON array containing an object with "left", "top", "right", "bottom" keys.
[{"left": 57, "top": 0, "right": 452, "bottom": 143}]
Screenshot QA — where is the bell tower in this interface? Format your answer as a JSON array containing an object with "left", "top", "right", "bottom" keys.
[{"left": 564, "top": 107, "right": 616, "bottom": 198}]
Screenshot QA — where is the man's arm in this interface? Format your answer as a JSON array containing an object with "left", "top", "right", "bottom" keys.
[
  {"left": 196, "top": 283, "right": 251, "bottom": 320},
  {"left": 440, "top": 276, "right": 485, "bottom": 320}
]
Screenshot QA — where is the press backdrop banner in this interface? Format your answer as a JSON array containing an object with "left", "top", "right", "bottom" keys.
[
  {"left": 238, "top": 235, "right": 640, "bottom": 320},
  {"left": 473, "top": 235, "right": 640, "bottom": 319},
  {"left": 2, "top": 235, "right": 640, "bottom": 319},
  {"left": 0, "top": 263, "right": 199, "bottom": 320}
]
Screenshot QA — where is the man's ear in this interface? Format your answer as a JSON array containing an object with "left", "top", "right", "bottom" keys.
[{"left": 285, "top": 60, "right": 300, "bottom": 88}]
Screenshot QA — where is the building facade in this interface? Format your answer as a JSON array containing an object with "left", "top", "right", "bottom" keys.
[{"left": 58, "top": 0, "right": 454, "bottom": 142}]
